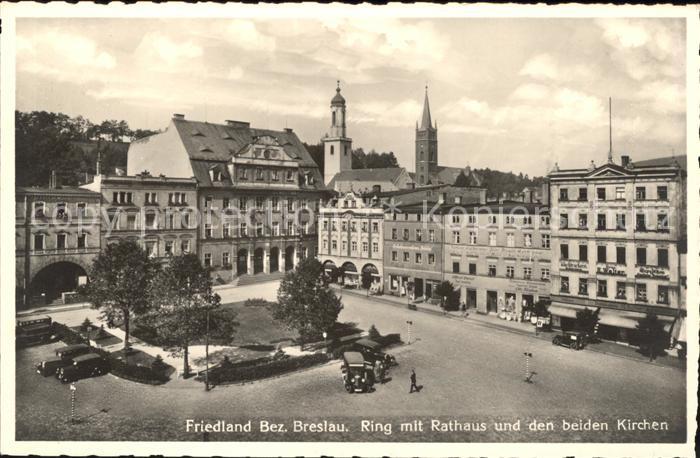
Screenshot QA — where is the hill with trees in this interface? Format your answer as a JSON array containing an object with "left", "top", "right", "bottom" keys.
[
  {"left": 303, "top": 143, "right": 399, "bottom": 176},
  {"left": 471, "top": 168, "right": 547, "bottom": 198}
]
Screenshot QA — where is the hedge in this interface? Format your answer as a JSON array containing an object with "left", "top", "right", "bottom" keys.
[
  {"left": 207, "top": 353, "right": 330, "bottom": 385},
  {"left": 53, "top": 322, "right": 170, "bottom": 385}
]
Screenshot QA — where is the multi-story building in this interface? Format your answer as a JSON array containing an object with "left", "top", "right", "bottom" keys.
[
  {"left": 442, "top": 203, "right": 551, "bottom": 316},
  {"left": 318, "top": 191, "right": 384, "bottom": 288},
  {"left": 81, "top": 171, "right": 199, "bottom": 262},
  {"left": 548, "top": 155, "right": 687, "bottom": 343},
  {"left": 126, "top": 114, "right": 327, "bottom": 283},
  {"left": 383, "top": 205, "right": 445, "bottom": 300},
  {"left": 16, "top": 183, "right": 102, "bottom": 308}
]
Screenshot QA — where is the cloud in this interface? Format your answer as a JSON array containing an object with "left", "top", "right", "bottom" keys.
[
  {"left": 636, "top": 80, "right": 685, "bottom": 115},
  {"left": 227, "top": 66, "right": 244, "bottom": 80},
  {"left": 225, "top": 20, "right": 276, "bottom": 52},
  {"left": 510, "top": 83, "right": 550, "bottom": 101},
  {"left": 519, "top": 53, "right": 559, "bottom": 79},
  {"left": 134, "top": 32, "right": 203, "bottom": 67},
  {"left": 353, "top": 99, "right": 423, "bottom": 127}
]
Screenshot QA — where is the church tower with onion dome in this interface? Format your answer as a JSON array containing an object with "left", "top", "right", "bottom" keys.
[
  {"left": 323, "top": 81, "right": 353, "bottom": 185},
  {"left": 415, "top": 86, "right": 438, "bottom": 186}
]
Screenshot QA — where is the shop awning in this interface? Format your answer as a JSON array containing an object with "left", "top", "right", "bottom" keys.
[
  {"left": 597, "top": 308, "right": 675, "bottom": 331},
  {"left": 548, "top": 302, "right": 590, "bottom": 319}
]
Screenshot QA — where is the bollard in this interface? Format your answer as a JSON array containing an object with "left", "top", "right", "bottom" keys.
[
  {"left": 523, "top": 352, "right": 533, "bottom": 383},
  {"left": 406, "top": 320, "right": 413, "bottom": 345}
]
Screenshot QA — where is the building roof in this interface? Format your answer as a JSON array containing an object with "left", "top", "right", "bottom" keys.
[
  {"left": 169, "top": 118, "right": 323, "bottom": 188},
  {"left": 631, "top": 155, "right": 687, "bottom": 172},
  {"left": 16, "top": 186, "right": 101, "bottom": 198},
  {"left": 419, "top": 87, "right": 433, "bottom": 130},
  {"left": 331, "top": 84, "right": 346, "bottom": 106},
  {"left": 432, "top": 166, "right": 483, "bottom": 187},
  {"left": 327, "top": 167, "right": 407, "bottom": 189}
]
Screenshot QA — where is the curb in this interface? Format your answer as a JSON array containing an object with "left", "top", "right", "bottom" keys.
[
  {"left": 341, "top": 287, "right": 684, "bottom": 370},
  {"left": 16, "top": 303, "right": 91, "bottom": 317}
]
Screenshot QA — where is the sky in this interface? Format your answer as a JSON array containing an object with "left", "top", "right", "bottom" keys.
[{"left": 15, "top": 17, "right": 686, "bottom": 177}]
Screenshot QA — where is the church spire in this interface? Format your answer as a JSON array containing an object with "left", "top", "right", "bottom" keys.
[{"left": 419, "top": 85, "right": 432, "bottom": 130}]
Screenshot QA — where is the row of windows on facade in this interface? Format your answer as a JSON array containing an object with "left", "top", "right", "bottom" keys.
[
  {"left": 323, "top": 220, "right": 380, "bottom": 233},
  {"left": 390, "top": 227, "right": 552, "bottom": 248},
  {"left": 559, "top": 212, "right": 669, "bottom": 232},
  {"left": 450, "top": 260, "right": 550, "bottom": 281},
  {"left": 203, "top": 196, "right": 315, "bottom": 212},
  {"left": 558, "top": 185, "right": 668, "bottom": 202},
  {"left": 559, "top": 244, "right": 669, "bottom": 268},
  {"left": 112, "top": 191, "right": 189, "bottom": 206},
  {"left": 32, "top": 202, "right": 89, "bottom": 219},
  {"left": 204, "top": 221, "right": 311, "bottom": 238},
  {"left": 322, "top": 239, "right": 379, "bottom": 254},
  {"left": 32, "top": 232, "right": 88, "bottom": 251},
  {"left": 202, "top": 246, "right": 314, "bottom": 268},
  {"left": 132, "top": 239, "right": 191, "bottom": 258},
  {"left": 559, "top": 277, "right": 670, "bottom": 304},
  {"left": 387, "top": 212, "right": 551, "bottom": 227},
  {"left": 211, "top": 167, "right": 302, "bottom": 184}
]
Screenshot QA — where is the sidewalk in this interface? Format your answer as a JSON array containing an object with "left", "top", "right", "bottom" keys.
[
  {"left": 16, "top": 301, "right": 91, "bottom": 317},
  {"left": 338, "top": 286, "right": 685, "bottom": 370}
]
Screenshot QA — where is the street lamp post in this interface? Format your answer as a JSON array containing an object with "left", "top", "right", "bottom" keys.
[
  {"left": 406, "top": 320, "right": 413, "bottom": 345},
  {"left": 322, "top": 331, "right": 328, "bottom": 354},
  {"left": 205, "top": 308, "right": 210, "bottom": 391},
  {"left": 69, "top": 383, "right": 77, "bottom": 424},
  {"left": 523, "top": 352, "right": 533, "bottom": 383}
]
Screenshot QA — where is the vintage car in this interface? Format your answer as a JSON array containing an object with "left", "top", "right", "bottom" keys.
[
  {"left": 36, "top": 357, "right": 74, "bottom": 376},
  {"left": 16, "top": 315, "right": 56, "bottom": 347},
  {"left": 56, "top": 353, "right": 110, "bottom": 383},
  {"left": 55, "top": 343, "right": 91, "bottom": 360},
  {"left": 552, "top": 330, "right": 586, "bottom": 350},
  {"left": 353, "top": 338, "right": 397, "bottom": 368},
  {"left": 340, "top": 351, "right": 374, "bottom": 393}
]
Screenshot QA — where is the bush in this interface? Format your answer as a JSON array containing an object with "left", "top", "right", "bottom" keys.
[
  {"left": 367, "top": 324, "right": 381, "bottom": 340},
  {"left": 208, "top": 353, "right": 329, "bottom": 385},
  {"left": 54, "top": 322, "right": 86, "bottom": 345},
  {"left": 81, "top": 318, "right": 93, "bottom": 332},
  {"left": 376, "top": 333, "right": 402, "bottom": 348},
  {"left": 244, "top": 298, "right": 273, "bottom": 308}
]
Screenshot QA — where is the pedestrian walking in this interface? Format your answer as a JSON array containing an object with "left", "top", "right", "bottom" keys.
[{"left": 409, "top": 369, "right": 419, "bottom": 393}]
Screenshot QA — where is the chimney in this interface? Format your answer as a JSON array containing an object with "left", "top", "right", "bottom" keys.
[
  {"left": 438, "top": 192, "right": 446, "bottom": 204},
  {"left": 225, "top": 120, "right": 250, "bottom": 129},
  {"left": 621, "top": 155, "right": 630, "bottom": 167},
  {"left": 172, "top": 113, "right": 185, "bottom": 120},
  {"left": 49, "top": 170, "right": 57, "bottom": 189},
  {"left": 284, "top": 127, "right": 293, "bottom": 133}
]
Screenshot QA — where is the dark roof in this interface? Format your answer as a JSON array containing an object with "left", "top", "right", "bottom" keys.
[
  {"left": 331, "top": 86, "right": 346, "bottom": 106},
  {"left": 328, "top": 167, "right": 406, "bottom": 188},
  {"left": 16, "top": 186, "right": 101, "bottom": 197},
  {"left": 433, "top": 166, "right": 483, "bottom": 187},
  {"left": 631, "top": 155, "right": 687, "bottom": 172},
  {"left": 419, "top": 88, "right": 432, "bottom": 130},
  {"left": 171, "top": 118, "right": 323, "bottom": 187}
]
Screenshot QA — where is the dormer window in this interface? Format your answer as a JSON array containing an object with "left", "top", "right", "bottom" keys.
[
  {"left": 199, "top": 146, "right": 213, "bottom": 153},
  {"left": 256, "top": 168, "right": 265, "bottom": 181},
  {"left": 271, "top": 170, "right": 279, "bottom": 181},
  {"left": 191, "top": 129, "right": 204, "bottom": 136},
  {"left": 286, "top": 170, "right": 294, "bottom": 182},
  {"left": 33, "top": 202, "right": 45, "bottom": 218}
]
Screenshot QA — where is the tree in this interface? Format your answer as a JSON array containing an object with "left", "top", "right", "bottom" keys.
[
  {"left": 575, "top": 307, "right": 599, "bottom": 337},
  {"left": 636, "top": 314, "right": 667, "bottom": 362},
  {"left": 435, "top": 281, "right": 460, "bottom": 311},
  {"left": 272, "top": 258, "right": 343, "bottom": 349},
  {"left": 361, "top": 269, "right": 373, "bottom": 294},
  {"left": 145, "top": 254, "right": 236, "bottom": 377},
  {"left": 352, "top": 148, "right": 400, "bottom": 169},
  {"left": 80, "top": 240, "right": 160, "bottom": 349},
  {"left": 130, "top": 128, "right": 161, "bottom": 141},
  {"left": 303, "top": 142, "right": 324, "bottom": 175}
]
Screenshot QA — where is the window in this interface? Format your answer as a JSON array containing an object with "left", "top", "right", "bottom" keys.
[
  {"left": 636, "top": 283, "right": 647, "bottom": 302},
  {"left": 403, "top": 252, "right": 410, "bottom": 262},
  {"left": 322, "top": 220, "right": 328, "bottom": 231},
  {"left": 636, "top": 247, "right": 647, "bottom": 265},
  {"left": 452, "top": 214, "right": 460, "bottom": 224},
  {"left": 322, "top": 239, "right": 328, "bottom": 251},
  {"left": 488, "top": 215, "right": 497, "bottom": 225},
  {"left": 469, "top": 263, "right": 477, "bottom": 275},
  {"left": 428, "top": 254, "right": 435, "bottom": 264},
  {"left": 615, "top": 187, "right": 625, "bottom": 200},
  {"left": 372, "top": 242, "right": 378, "bottom": 253},
  {"left": 145, "top": 192, "right": 158, "bottom": 204},
  {"left": 391, "top": 251, "right": 398, "bottom": 261},
  {"left": 403, "top": 229, "right": 410, "bottom": 241},
  {"left": 453, "top": 231, "right": 461, "bottom": 244},
  {"left": 524, "top": 233, "right": 532, "bottom": 247},
  {"left": 541, "top": 268, "right": 550, "bottom": 281},
  {"left": 77, "top": 233, "right": 86, "bottom": 249},
  {"left": 597, "top": 245, "right": 607, "bottom": 263},
  {"left": 561, "top": 243, "right": 569, "bottom": 260},
  {"left": 239, "top": 168, "right": 248, "bottom": 180},
  {"left": 597, "top": 279, "right": 607, "bottom": 297},
  {"left": 597, "top": 188, "right": 606, "bottom": 201},
  {"left": 578, "top": 214, "right": 588, "bottom": 228},
  {"left": 635, "top": 187, "right": 646, "bottom": 200},
  {"left": 658, "top": 248, "right": 668, "bottom": 268},
  {"left": 616, "top": 213, "right": 626, "bottom": 230},
  {"left": 578, "top": 188, "right": 588, "bottom": 201},
  {"left": 488, "top": 265, "right": 497, "bottom": 277},
  {"left": 77, "top": 203, "right": 87, "bottom": 218},
  {"left": 341, "top": 240, "right": 347, "bottom": 252},
  {"left": 561, "top": 276, "right": 569, "bottom": 293},
  {"left": 182, "top": 211, "right": 190, "bottom": 229},
  {"left": 204, "top": 224, "right": 212, "bottom": 239},
  {"left": 468, "top": 215, "right": 476, "bottom": 224},
  {"left": 255, "top": 197, "right": 264, "bottom": 209},
  {"left": 523, "top": 215, "right": 532, "bottom": 226},
  {"left": 181, "top": 240, "right": 190, "bottom": 254},
  {"left": 350, "top": 221, "right": 356, "bottom": 232},
  {"left": 362, "top": 241, "right": 368, "bottom": 253},
  {"left": 146, "top": 213, "right": 157, "bottom": 229},
  {"left": 616, "top": 246, "right": 626, "bottom": 265},
  {"left": 523, "top": 267, "right": 532, "bottom": 280},
  {"left": 287, "top": 221, "right": 294, "bottom": 235},
  {"left": 597, "top": 214, "right": 606, "bottom": 230},
  {"left": 658, "top": 285, "right": 669, "bottom": 304},
  {"left": 287, "top": 199, "right": 294, "bottom": 212},
  {"left": 164, "top": 240, "right": 173, "bottom": 255},
  {"left": 452, "top": 260, "right": 459, "bottom": 273},
  {"left": 635, "top": 213, "right": 646, "bottom": 231},
  {"left": 222, "top": 252, "right": 230, "bottom": 267},
  {"left": 223, "top": 223, "right": 232, "bottom": 238},
  {"left": 560, "top": 213, "right": 568, "bottom": 229},
  {"left": 240, "top": 222, "right": 247, "bottom": 237},
  {"left": 204, "top": 196, "right": 213, "bottom": 209},
  {"left": 579, "top": 244, "right": 588, "bottom": 261},
  {"left": 505, "top": 215, "right": 515, "bottom": 225},
  {"left": 578, "top": 278, "right": 588, "bottom": 295},
  {"left": 272, "top": 222, "right": 280, "bottom": 236},
  {"left": 504, "top": 233, "right": 513, "bottom": 247},
  {"left": 271, "top": 197, "right": 279, "bottom": 211},
  {"left": 286, "top": 170, "right": 295, "bottom": 182},
  {"left": 127, "top": 214, "right": 137, "bottom": 230},
  {"left": 362, "top": 222, "right": 368, "bottom": 232},
  {"left": 429, "top": 229, "right": 435, "bottom": 242},
  {"left": 616, "top": 281, "right": 626, "bottom": 299},
  {"left": 488, "top": 232, "right": 497, "bottom": 246},
  {"left": 541, "top": 234, "right": 550, "bottom": 249},
  {"left": 416, "top": 229, "right": 422, "bottom": 241},
  {"left": 391, "top": 228, "right": 398, "bottom": 240},
  {"left": 56, "top": 202, "right": 67, "bottom": 219},
  {"left": 332, "top": 240, "right": 338, "bottom": 250},
  {"left": 256, "top": 223, "right": 263, "bottom": 236},
  {"left": 372, "top": 222, "right": 379, "bottom": 232},
  {"left": 56, "top": 233, "right": 66, "bottom": 250},
  {"left": 145, "top": 241, "right": 157, "bottom": 258},
  {"left": 657, "top": 213, "right": 669, "bottom": 231},
  {"left": 256, "top": 168, "right": 265, "bottom": 180},
  {"left": 351, "top": 241, "right": 357, "bottom": 252},
  {"left": 559, "top": 188, "right": 569, "bottom": 201},
  {"left": 416, "top": 253, "right": 423, "bottom": 264},
  {"left": 657, "top": 186, "right": 668, "bottom": 201},
  {"left": 240, "top": 198, "right": 247, "bottom": 211},
  {"left": 204, "top": 253, "right": 212, "bottom": 267}
]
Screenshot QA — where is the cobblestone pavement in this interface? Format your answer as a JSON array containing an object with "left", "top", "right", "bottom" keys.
[{"left": 15, "top": 284, "right": 686, "bottom": 442}]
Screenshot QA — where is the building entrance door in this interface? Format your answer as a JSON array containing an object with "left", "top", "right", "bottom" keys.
[
  {"left": 467, "top": 289, "right": 477, "bottom": 308},
  {"left": 486, "top": 291, "right": 498, "bottom": 313},
  {"left": 253, "top": 248, "right": 264, "bottom": 274},
  {"left": 414, "top": 278, "right": 424, "bottom": 298},
  {"left": 236, "top": 249, "right": 248, "bottom": 276}
]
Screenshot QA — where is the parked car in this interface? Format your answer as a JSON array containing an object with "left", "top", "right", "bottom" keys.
[
  {"left": 36, "top": 357, "right": 73, "bottom": 376},
  {"left": 55, "top": 343, "right": 91, "bottom": 360},
  {"left": 340, "top": 351, "right": 374, "bottom": 393},
  {"left": 552, "top": 330, "right": 586, "bottom": 350},
  {"left": 353, "top": 338, "right": 397, "bottom": 368},
  {"left": 16, "top": 315, "right": 56, "bottom": 347},
  {"left": 56, "top": 353, "right": 110, "bottom": 383}
]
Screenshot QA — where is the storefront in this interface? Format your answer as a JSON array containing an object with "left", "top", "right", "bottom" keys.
[
  {"left": 548, "top": 302, "right": 591, "bottom": 331},
  {"left": 596, "top": 308, "right": 675, "bottom": 345}
]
